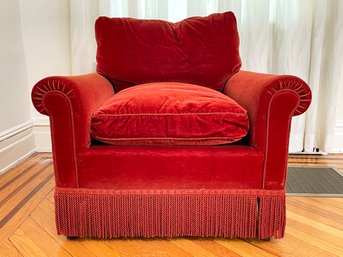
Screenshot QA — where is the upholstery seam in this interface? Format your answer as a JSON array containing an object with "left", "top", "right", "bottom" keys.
[
  {"left": 93, "top": 135, "right": 245, "bottom": 141},
  {"left": 55, "top": 187, "right": 285, "bottom": 196},
  {"left": 93, "top": 112, "right": 247, "bottom": 117},
  {"left": 42, "top": 90, "right": 79, "bottom": 187},
  {"left": 42, "top": 96, "right": 59, "bottom": 185},
  {"left": 262, "top": 89, "right": 300, "bottom": 189},
  {"left": 281, "top": 94, "right": 300, "bottom": 187}
]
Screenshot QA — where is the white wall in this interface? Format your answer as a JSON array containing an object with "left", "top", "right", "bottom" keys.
[
  {"left": 337, "top": 80, "right": 343, "bottom": 121},
  {"left": 19, "top": 0, "right": 71, "bottom": 152},
  {"left": 0, "top": 0, "right": 71, "bottom": 173},
  {"left": 0, "top": 0, "right": 35, "bottom": 174},
  {"left": 0, "top": 0, "right": 31, "bottom": 133}
]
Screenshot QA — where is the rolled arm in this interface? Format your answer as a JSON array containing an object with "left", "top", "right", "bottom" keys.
[
  {"left": 32, "top": 73, "right": 114, "bottom": 187},
  {"left": 224, "top": 70, "right": 311, "bottom": 189}
]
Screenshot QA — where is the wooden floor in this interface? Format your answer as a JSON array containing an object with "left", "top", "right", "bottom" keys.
[{"left": 0, "top": 153, "right": 343, "bottom": 257}]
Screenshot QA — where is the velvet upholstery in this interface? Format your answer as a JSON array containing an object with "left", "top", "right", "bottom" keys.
[
  {"left": 32, "top": 73, "right": 114, "bottom": 187},
  {"left": 31, "top": 11, "right": 312, "bottom": 239},
  {"left": 95, "top": 11, "right": 241, "bottom": 91},
  {"left": 224, "top": 71, "right": 311, "bottom": 190},
  {"left": 77, "top": 145, "right": 263, "bottom": 189},
  {"left": 91, "top": 82, "right": 249, "bottom": 145}
]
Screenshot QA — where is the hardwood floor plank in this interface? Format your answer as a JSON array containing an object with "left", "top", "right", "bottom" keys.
[
  {"left": 0, "top": 239, "right": 23, "bottom": 257},
  {"left": 0, "top": 172, "right": 55, "bottom": 245},
  {"left": 290, "top": 197, "right": 343, "bottom": 217},
  {"left": 170, "top": 238, "right": 219, "bottom": 257},
  {"left": 288, "top": 163, "right": 333, "bottom": 167},
  {"left": 106, "top": 238, "right": 193, "bottom": 257},
  {"left": 0, "top": 167, "right": 53, "bottom": 227},
  {"left": 0, "top": 154, "right": 51, "bottom": 185},
  {"left": 215, "top": 238, "right": 278, "bottom": 257},
  {"left": 325, "top": 197, "right": 343, "bottom": 203},
  {"left": 45, "top": 188, "right": 54, "bottom": 204},
  {"left": 288, "top": 154, "right": 343, "bottom": 168},
  {"left": 0, "top": 154, "right": 39, "bottom": 187},
  {"left": 192, "top": 238, "right": 242, "bottom": 257},
  {"left": 246, "top": 234, "right": 338, "bottom": 257},
  {"left": 286, "top": 198, "right": 343, "bottom": 229},
  {"left": 10, "top": 229, "right": 48, "bottom": 257},
  {"left": 0, "top": 158, "right": 38, "bottom": 190},
  {"left": 0, "top": 161, "right": 52, "bottom": 209},
  {"left": 286, "top": 225, "right": 343, "bottom": 256},
  {"left": 287, "top": 217, "right": 343, "bottom": 249},
  {"left": 18, "top": 217, "right": 71, "bottom": 257},
  {"left": 287, "top": 211, "right": 343, "bottom": 241},
  {"left": 289, "top": 154, "right": 343, "bottom": 161},
  {"left": 30, "top": 199, "right": 98, "bottom": 257},
  {"left": 311, "top": 197, "right": 343, "bottom": 210},
  {"left": 0, "top": 156, "right": 50, "bottom": 199},
  {"left": 80, "top": 239, "right": 121, "bottom": 257}
]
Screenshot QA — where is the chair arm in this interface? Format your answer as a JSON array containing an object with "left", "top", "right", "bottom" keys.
[
  {"left": 224, "top": 70, "right": 311, "bottom": 189},
  {"left": 32, "top": 73, "right": 114, "bottom": 187}
]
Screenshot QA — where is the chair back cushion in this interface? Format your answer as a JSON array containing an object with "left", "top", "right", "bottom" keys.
[
  {"left": 91, "top": 82, "right": 248, "bottom": 145},
  {"left": 95, "top": 12, "right": 241, "bottom": 91}
]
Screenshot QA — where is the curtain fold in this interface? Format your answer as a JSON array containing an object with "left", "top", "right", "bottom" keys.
[
  {"left": 70, "top": 0, "right": 99, "bottom": 74},
  {"left": 70, "top": 0, "right": 343, "bottom": 153}
]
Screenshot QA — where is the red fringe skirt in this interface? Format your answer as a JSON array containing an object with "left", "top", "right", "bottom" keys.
[{"left": 55, "top": 187, "right": 285, "bottom": 239}]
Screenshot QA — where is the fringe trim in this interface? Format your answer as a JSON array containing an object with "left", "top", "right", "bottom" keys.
[{"left": 54, "top": 188, "right": 285, "bottom": 239}]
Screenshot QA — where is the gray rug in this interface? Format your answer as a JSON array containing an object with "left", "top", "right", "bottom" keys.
[{"left": 286, "top": 167, "right": 343, "bottom": 197}]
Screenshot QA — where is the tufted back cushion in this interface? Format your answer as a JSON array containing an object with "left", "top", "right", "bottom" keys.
[{"left": 95, "top": 12, "right": 241, "bottom": 91}]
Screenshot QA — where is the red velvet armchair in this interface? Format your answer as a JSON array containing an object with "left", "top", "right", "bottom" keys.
[{"left": 31, "top": 12, "right": 311, "bottom": 239}]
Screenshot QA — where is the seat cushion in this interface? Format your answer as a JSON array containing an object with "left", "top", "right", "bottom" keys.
[
  {"left": 95, "top": 11, "right": 241, "bottom": 91},
  {"left": 91, "top": 82, "right": 248, "bottom": 145}
]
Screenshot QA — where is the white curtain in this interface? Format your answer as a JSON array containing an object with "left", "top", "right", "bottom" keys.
[{"left": 70, "top": 0, "right": 343, "bottom": 153}]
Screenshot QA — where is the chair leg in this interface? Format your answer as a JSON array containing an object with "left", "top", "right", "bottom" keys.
[{"left": 66, "top": 236, "right": 78, "bottom": 240}]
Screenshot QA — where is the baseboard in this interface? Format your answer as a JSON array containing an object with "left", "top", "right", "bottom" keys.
[
  {"left": 0, "top": 121, "right": 32, "bottom": 141},
  {"left": 290, "top": 151, "right": 328, "bottom": 155},
  {"left": 32, "top": 118, "right": 52, "bottom": 152},
  {"left": 0, "top": 122, "right": 36, "bottom": 175}
]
